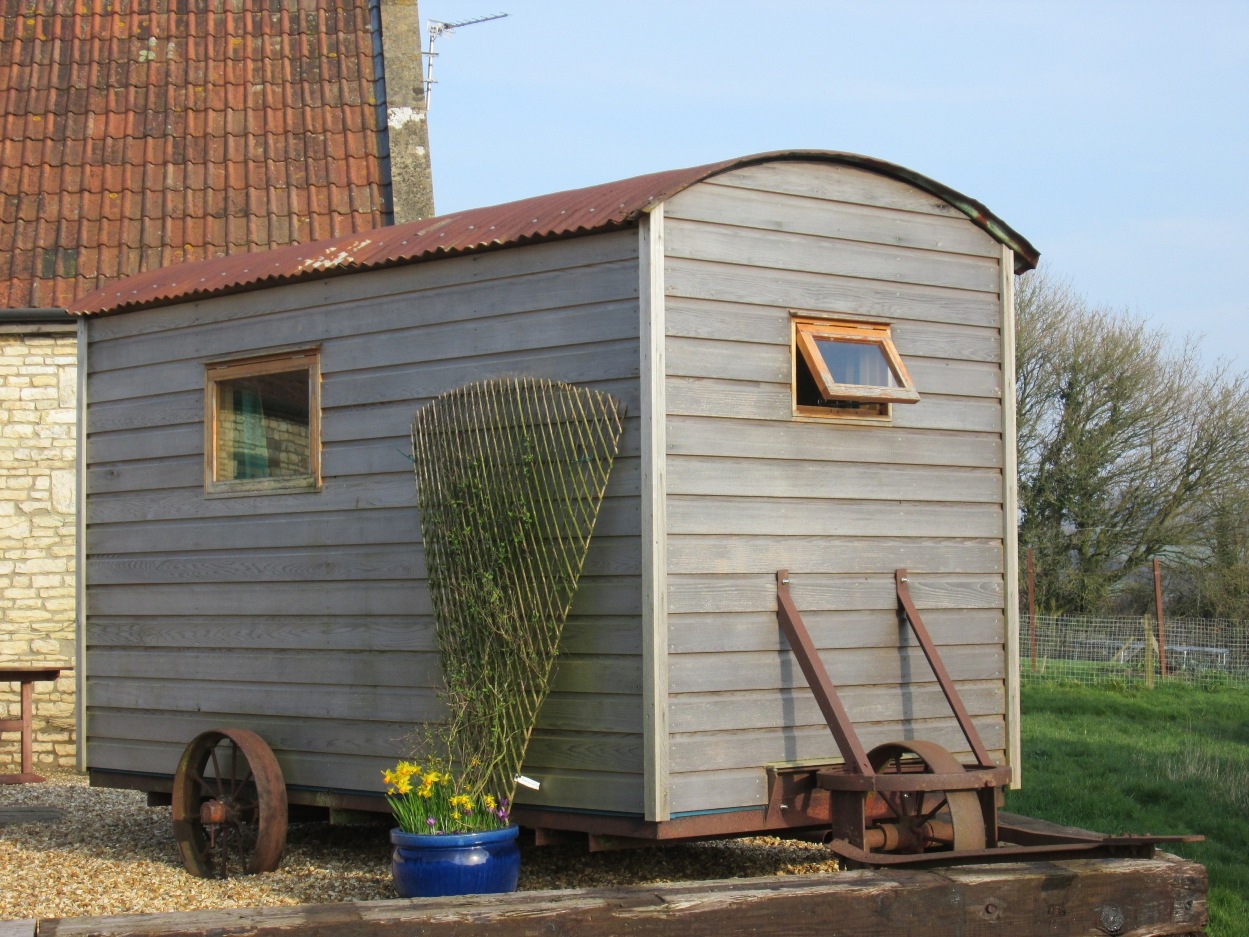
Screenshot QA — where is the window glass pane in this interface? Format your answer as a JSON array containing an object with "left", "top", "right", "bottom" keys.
[
  {"left": 814, "top": 338, "right": 897, "bottom": 388},
  {"left": 215, "top": 369, "right": 310, "bottom": 482}
]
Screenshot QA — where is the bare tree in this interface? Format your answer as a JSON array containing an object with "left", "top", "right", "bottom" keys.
[{"left": 1015, "top": 267, "right": 1249, "bottom": 613}]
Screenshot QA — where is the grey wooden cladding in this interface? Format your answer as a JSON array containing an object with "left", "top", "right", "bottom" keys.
[
  {"left": 669, "top": 645, "right": 1003, "bottom": 694},
  {"left": 666, "top": 335, "right": 1003, "bottom": 395},
  {"left": 667, "top": 455, "right": 1002, "bottom": 502},
  {"left": 85, "top": 232, "right": 647, "bottom": 815},
  {"left": 669, "top": 572, "right": 1002, "bottom": 613},
  {"left": 89, "top": 678, "right": 443, "bottom": 723},
  {"left": 87, "top": 613, "right": 641, "bottom": 656},
  {"left": 86, "top": 231, "right": 641, "bottom": 366},
  {"left": 658, "top": 161, "right": 1011, "bottom": 813},
  {"left": 669, "top": 182, "right": 1001, "bottom": 259},
  {"left": 667, "top": 607, "right": 1005, "bottom": 654},
  {"left": 707, "top": 162, "right": 970, "bottom": 217},
  {"left": 667, "top": 416, "right": 1003, "bottom": 469},
  {"left": 669, "top": 715, "right": 1006, "bottom": 774},
  {"left": 88, "top": 711, "right": 640, "bottom": 776},
  {"left": 669, "top": 680, "right": 1004, "bottom": 733},
  {"left": 86, "top": 339, "right": 641, "bottom": 436},
  {"left": 666, "top": 535, "right": 1002, "bottom": 576},
  {"left": 88, "top": 739, "right": 642, "bottom": 812},
  {"left": 666, "top": 373, "right": 1001, "bottom": 432},
  {"left": 87, "top": 538, "right": 641, "bottom": 585},
  {"left": 665, "top": 219, "right": 1000, "bottom": 293}
]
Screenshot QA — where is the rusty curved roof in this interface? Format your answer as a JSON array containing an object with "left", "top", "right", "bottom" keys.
[{"left": 69, "top": 150, "right": 1039, "bottom": 316}]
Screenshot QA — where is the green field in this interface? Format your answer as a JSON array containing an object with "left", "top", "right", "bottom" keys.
[{"left": 1006, "top": 682, "right": 1249, "bottom": 937}]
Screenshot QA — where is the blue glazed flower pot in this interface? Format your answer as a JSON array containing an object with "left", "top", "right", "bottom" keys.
[{"left": 390, "top": 825, "right": 521, "bottom": 898}]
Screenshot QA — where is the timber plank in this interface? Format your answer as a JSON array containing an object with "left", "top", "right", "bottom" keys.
[
  {"left": 86, "top": 679, "right": 442, "bottom": 723},
  {"left": 665, "top": 182, "right": 999, "bottom": 258},
  {"left": 666, "top": 534, "right": 1002, "bottom": 576},
  {"left": 669, "top": 758, "right": 1008, "bottom": 814},
  {"left": 669, "top": 714, "right": 1006, "bottom": 773},
  {"left": 87, "top": 261, "right": 639, "bottom": 373},
  {"left": 667, "top": 456, "right": 1002, "bottom": 503},
  {"left": 666, "top": 499, "right": 1004, "bottom": 540},
  {"left": 87, "top": 648, "right": 640, "bottom": 693},
  {"left": 665, "top": 219, "right": 1000, "bottom": 293},
  {"left": 667, "top": 607, "right": 1004, "bottom": 653},
  {"left": 667, "top": 644, "right": 1004, "bottom": 693},
  {"left": 85, "top": 495, "right": 638, "bottom": 546},
  {"left": 664, "top": 372, "right": 1002, "bottom": 432},
  {"left": 709, "top": 160, "right": 968, "bottom": 216},
  {"left": 35, "top": 855, "right": 1208, "bottom": 937},
  {"left": 668, "top": 570, "right": 1003, "bottom": 612},
  {"left": 87, "top": 296, "right": 638, "bottom": 404},
  {"left": 665, "top": 335, "right": 1000, "bottom": 398},
  {"left": 666, "top": 258, "right": 1001, "bottom": 329},
  {"left": 85, "top": 611, "right": 640, "bottom": 655},
  {"left": 86, "top": 231, "right": 640, "bottom": 343},
  {"left": 668, "top": 680, "right": 1004, "bottom": 733},
  {"left": 666, "top": 415, "right": 1002, "bottom": 469}
]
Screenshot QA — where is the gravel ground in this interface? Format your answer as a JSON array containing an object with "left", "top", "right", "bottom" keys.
[{"left": 1, "top": 773, "right": 840, "bottom": 922}]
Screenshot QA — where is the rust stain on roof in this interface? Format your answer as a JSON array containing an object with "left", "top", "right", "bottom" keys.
[
  {"left": 0, "top": 0, "right": 391, "bottom": 310},
  {"left": 70, "top": 150, "right": 1040, "bottom": 318}
]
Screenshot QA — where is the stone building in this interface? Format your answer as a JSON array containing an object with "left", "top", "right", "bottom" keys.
[
  {"left": 0, "top": 0, "right": 432, "bottom": 774},
  {"left": 0, "top": 312, "right": 78, "bottom": 771}
]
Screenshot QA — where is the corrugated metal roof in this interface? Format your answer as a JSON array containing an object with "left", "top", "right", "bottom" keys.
[{"left": 69, "top": 150, "right": 1039, "bottom": 317}]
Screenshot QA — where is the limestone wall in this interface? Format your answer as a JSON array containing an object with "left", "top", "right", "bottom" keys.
[{"left": 0, "top": 328, "right": 77, "bottom": 773}]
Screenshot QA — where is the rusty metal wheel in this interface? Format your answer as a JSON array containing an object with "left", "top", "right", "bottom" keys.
[
  {"left": 171, "top": 728, "right": 288, "bottom": 878},
  {"left": 866, "top": 740, "right": 986, "bottom": 854}
]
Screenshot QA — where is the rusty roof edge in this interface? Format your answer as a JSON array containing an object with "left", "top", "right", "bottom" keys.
[{"left": 68, "top": 150, "right": 1038, "bottom": 317}]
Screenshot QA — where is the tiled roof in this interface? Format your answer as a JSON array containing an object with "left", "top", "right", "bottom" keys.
[
  {"left": 71, "top": 150, "right": 1040, "bottom": 317},
  {"left": 0, "top": 0, "right": 391, "bottom": 309}
]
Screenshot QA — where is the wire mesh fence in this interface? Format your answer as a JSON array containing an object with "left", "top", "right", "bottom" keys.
[{"left": 1019, "top": 613, "right": 1249, "bottom": 688}]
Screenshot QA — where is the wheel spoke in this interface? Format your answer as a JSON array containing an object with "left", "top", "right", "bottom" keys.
[
  {"left": 918, "top": 792, "right": 950, "bottom": 826},
  {"left": 208, "top": 748, "right": 226, "bottom": 800},
  {"left": 230, "top": 769, "right": 256, "bottom": 800}
]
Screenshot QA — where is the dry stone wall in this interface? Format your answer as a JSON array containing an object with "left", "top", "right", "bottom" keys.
[{"left": 0, "top": 328, "right": 77, "bottom": 772}]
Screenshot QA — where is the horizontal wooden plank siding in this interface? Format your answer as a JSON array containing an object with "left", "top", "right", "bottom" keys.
[
  {"left": 660, "top": 162, "right": 1010, "bottom": 815},
  {"left": 83, "top": 231, "right": 646, "bottom": 814}
]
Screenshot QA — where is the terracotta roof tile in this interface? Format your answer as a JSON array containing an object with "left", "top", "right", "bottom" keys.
[{"left": 1, "top": 0, "right": 392, "bottom": 308}]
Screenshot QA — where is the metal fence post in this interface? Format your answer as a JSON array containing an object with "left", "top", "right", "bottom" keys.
[
  {"left": 1154, "top": 557, "right": 1168, "bottom": 678},
  {"left": 1027, "top": 548, "right": 1037, "bottom": 673}
]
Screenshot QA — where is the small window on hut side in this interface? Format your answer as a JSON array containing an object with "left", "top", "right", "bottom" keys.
[
  {"left": 205, "top": 350, "right": 321, "bottom": 495},
  {"left": 792, "top": 316, "right": 918, "bottom": 421}
]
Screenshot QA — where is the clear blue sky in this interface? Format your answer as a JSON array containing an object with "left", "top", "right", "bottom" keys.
[{"left": 420, "top": 1, "right": 1247, "bottom": 371}]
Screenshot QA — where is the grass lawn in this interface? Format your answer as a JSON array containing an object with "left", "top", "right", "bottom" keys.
[{"left": 1006, "top": 682, "right": 1249, "bottom": 937}]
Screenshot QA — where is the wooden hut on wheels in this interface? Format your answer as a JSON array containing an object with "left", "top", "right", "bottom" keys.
[{"left": 69, "top": 150, "right": 1039, "bottom": 855}]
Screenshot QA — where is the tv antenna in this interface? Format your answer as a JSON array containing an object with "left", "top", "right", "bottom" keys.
[{"left": 424, "top": 12, "right": 509, "bottom": 109}]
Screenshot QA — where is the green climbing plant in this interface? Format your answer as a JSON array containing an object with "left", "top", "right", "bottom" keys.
[{"left": 410, "top": 377, "right": 624, "bottom": 804}]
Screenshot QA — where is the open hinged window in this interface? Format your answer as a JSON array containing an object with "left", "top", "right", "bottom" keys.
[
  {"left": 205, "top": 349, "right": 321, "bottom": 495},
  {"left": 792, "top": 316, "right": 919, "bottom": 420}
]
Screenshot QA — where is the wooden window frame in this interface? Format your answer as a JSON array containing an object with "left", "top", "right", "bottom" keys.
[
  {"left": 792, "top": 315, "right": 918, "bottom": 421},
  {"left": 204, "top": 349, "right": 321, "bottom": 496}
]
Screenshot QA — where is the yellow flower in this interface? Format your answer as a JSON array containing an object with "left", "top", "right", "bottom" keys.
[
  {"left": 483, "top": 794, "right": 497, "bottom": 811},
  {"left": 394, "top": 775, "right": 413, "bottom": 795}
]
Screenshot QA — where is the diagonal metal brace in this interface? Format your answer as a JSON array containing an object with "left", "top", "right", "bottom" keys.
[
  {"left": 776, "top": 570, "right": 874, "bottom": 776},
  {"left": 894, "top": 568, "right": 995, "bottom": 767}
]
